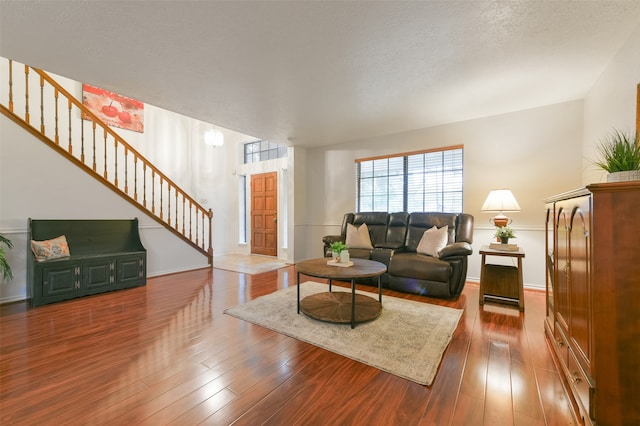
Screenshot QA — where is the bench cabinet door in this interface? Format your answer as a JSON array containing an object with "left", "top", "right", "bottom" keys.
[
  {"left": 40, "top": 263, "right": 81, "bottom": 303},
  {"left": 116, "top": 254, "right": 146, "bottom": 289},
  {"left": 83, "top": 259, "right": 116, "bottom": 295}
]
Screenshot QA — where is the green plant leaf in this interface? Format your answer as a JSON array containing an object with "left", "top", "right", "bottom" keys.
[
  {"left": 330, "top": 241, "right": 348, "bottom": 253},
  {"left": 594, "top": 129, "right": 640, "bottom": 173},
  {"left": 0, "top": 234, "right": 14, "bottom": 281}
]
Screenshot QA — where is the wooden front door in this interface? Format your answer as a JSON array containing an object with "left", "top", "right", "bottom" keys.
[{"left": 251, "top": 172, "right": 277, "bottom": 256}]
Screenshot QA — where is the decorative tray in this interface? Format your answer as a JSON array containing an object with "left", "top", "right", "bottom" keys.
[{"left": 326, "top": 260, "right": 354, "bottom": 267}]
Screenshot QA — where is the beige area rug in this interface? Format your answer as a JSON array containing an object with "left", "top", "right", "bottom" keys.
[
  {"left": 224, "top": 281, "right": 463, "bottom": 386},
  {"left": 213, "top": 254, "right": 289, "bottom": 274}
]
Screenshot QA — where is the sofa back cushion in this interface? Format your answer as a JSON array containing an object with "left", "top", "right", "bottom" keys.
[
  {"left": 351, "top": 212, "right": 389, "bottom": 246},
  {"left": 405, "top": 213, "right": 457, "bottom": 252},
  {"left": 341, "top": 213, "right": 355, "bottom": 237},
  {"left": 386, "top": 212, "right": 409, "bottom": 244},
  {"left": 455, "top": 213, "right": 474, "bottom": 244}
]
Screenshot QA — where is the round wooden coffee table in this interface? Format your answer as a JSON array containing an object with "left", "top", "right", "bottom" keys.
[{"left": 295, "top": 258, "right": 387, "bottom": 328}]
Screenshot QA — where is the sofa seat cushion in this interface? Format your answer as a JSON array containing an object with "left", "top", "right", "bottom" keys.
[
  {"left": 375, "top": 241, "right": 405, "bottom": 249},
  {"left": 348, "top": 247, "right": 373, "bottom": 260},
  {"left": 388, "top": 253, "right": 451, "bottom": 283}
]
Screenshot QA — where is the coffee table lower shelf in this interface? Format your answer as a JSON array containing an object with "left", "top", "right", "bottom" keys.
[{"left": 300, "top": 292, "right": 382, "bottom": 324}]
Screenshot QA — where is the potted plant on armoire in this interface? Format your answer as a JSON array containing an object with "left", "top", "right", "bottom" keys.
[{"left": 594, "top": 129, "right": 640, "bottom": 181}]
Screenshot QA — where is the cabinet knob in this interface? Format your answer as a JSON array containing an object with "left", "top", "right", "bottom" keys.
[{"left": 557, "top": 339, "right": 564, "bottom": 347}]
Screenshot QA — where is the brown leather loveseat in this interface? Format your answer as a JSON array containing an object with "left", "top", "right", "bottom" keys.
[{"left": 322, "top": 212, "right": 474, "bottom": 298}]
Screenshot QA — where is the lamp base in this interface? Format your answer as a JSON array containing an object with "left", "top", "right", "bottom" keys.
[
  {"left": 492, "top": 217, "right": 509, "bottom": 228},
  {"left": 490, "top": 215, "right": 511, "bottom": 228}
]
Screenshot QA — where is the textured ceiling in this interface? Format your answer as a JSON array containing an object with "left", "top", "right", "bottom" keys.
[{"left": 2, "top": 1, "right": 640, "bottom": 147}]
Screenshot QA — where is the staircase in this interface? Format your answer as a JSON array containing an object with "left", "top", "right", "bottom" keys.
[{"left": 0, "top": 58, "right": 213, "bottom": 264}]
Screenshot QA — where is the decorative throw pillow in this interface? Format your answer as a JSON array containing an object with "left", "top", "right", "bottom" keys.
[
  {"left": 416, "top": 225, "right": 449, "bottom": 258},
  {"left": 31, "top": 235, "right": 71, "bottom": 261},
  {"left": 345, "top": 223, "right": 373, "bottom": 249}
]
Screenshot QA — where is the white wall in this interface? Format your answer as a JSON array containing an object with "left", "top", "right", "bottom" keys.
[
  {"left": 297, "top": 100, "right": 585, "bottom": 289},
  {"left": 583, "top": 24, "right": 640, "bottom": 185}
]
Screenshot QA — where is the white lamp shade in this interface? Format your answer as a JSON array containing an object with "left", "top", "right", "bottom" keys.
[
  {"left": 481, "top": 189, "right": 521, "bottom": 212},
  {"left": 204, "top": 129, "right": 224, "bottom": 147}
]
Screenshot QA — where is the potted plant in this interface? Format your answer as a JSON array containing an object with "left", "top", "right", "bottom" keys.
[
  {"left": 593, "top": 129, "right": 640, "bottom": 182},
  {"left": 0, "top": 234, "right": 14, "bottom": 281},
  {"left": 329, "top": 241, "right": 348, "bottom": 262},
  {"left": 494, "top": 226, "right": 516, "bottom": 244}
]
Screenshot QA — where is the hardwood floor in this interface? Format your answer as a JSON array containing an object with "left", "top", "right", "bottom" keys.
[{"left": 0, "top": 266, "right": 575, "bottom": 425}]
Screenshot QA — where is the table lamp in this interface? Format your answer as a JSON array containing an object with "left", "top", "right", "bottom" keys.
[{"left": 481, "top": 189, "right": 521, "bottom": 227}]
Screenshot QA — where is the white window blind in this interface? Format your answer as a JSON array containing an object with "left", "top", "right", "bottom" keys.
[{"left": 356, "top": 146, "right": 463, "bottom": 213}]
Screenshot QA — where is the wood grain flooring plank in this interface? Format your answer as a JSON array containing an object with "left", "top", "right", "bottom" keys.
[
  {"left": 449, "top": 392, "right": 484, "bottom": 426},
  {"left": 514, "top": 411, "right": 547, "bottom": 426},
  {"left": 164, "top": 386, "right": 239, "bottom": 426},
  {"left": 12, "top": 378, "right": 150, "bottom": 425},
  {"left": 534, "top": 365, "right": 575, "bottom": 426},
  {"left": 96, "top": 368, "right": 230, "bottom": 425},
  {"left": 511, "top": 359, "right": 545, "bottom": 422},
  {"left": 251, "top": 352, "right": 355, "bottom": 425},
  {"left": 495, "top": 299, "right": 546, "bottom": 423},
  {"left": 418, "top": 305, "right": 472, "bottom": 424},
  {"left": 199, "top": 362, "right": 309, "bottom": 425},
  {"left": 287, "top": 362, "right": 388, "bottom": 424},
  {"left": 322, "top": 373, "right": 430, "bottom": 425},
  {"left": 219, "top": 347, "right": 329, "bottom": 426},
  {"left": 137, "top": 382, "right": 238, "bottom": 425},
  {"left": 484, "top": 341, "right": 514, "bottom": 426},
  {"left": 458, "top": 303, "right": 487, "bottom": 398}
]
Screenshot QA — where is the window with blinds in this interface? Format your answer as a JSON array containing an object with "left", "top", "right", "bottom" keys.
[{"left": 356, "top": 146, "right": 463, "bottom": 213}]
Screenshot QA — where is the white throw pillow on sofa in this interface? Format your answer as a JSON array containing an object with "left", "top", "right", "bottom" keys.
[
  {"left": 417, "top": 225, "right": 449, "bottom": 258},
  {"left": 345, "top": 223, "right": 373, "bottom": 249}
]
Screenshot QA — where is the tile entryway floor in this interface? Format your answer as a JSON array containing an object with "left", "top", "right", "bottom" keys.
[{"left": 212, "top": 254, "right": 289, "bottom": 275}]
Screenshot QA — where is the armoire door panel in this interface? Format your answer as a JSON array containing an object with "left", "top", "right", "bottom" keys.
[{"left": 568, "top": 197, "right": 591, "bottom": 373}]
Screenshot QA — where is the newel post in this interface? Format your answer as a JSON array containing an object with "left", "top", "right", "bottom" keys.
[{"left": 207, "top": 209, "right": 213, "bottom": 265}]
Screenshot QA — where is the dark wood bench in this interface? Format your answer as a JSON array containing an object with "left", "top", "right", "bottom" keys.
[{"left": 27, "top": 218, "right": 146, "bottom": 307}]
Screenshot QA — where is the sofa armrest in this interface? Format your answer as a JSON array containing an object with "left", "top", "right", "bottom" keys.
[
  {"left": 322, "top": 235, "right": 345, "bottom": 245},
  {"left": 439, "top": 242, "right": 473, "bottom": 258}
]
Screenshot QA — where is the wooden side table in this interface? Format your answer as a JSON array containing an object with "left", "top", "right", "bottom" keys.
[{"left": 479, "top": 245, "right": 525, "bottom": 311}]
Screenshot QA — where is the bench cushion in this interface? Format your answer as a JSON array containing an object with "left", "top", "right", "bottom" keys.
[{"left": 31, "top": 235, "right": 71, "bottom": 261}]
